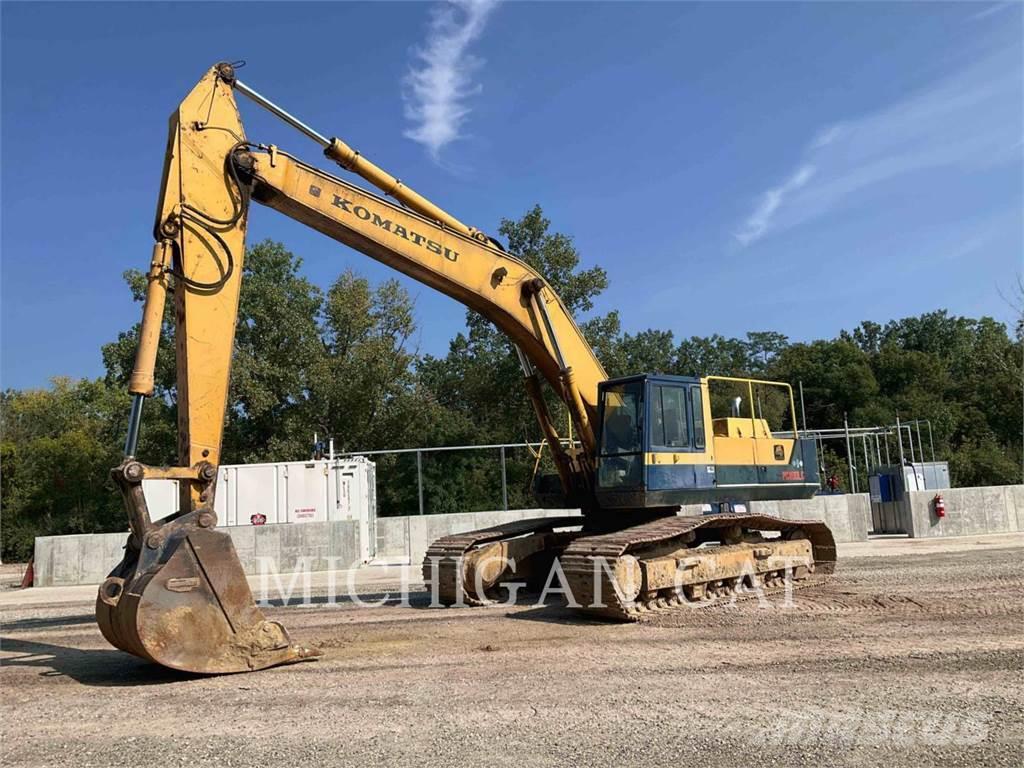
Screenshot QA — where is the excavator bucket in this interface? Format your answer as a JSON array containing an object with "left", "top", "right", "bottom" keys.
[
  {"left": 97, "top": 526, "right": 318, "bottom": 674},
  {"left": 96, "top": 463, "right": 319, "bottom": 674}
]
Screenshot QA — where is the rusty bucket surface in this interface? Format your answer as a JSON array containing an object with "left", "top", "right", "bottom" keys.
[{"left": 96, "top": 515, "right": 319, "bottom": 675}]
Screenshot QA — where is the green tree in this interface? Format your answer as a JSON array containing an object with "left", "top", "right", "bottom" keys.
[
  {"left": 675, "top": 334, "right": 751, "bottom": 377},
  {"left": 769, "top": 339, "right": 879, "bottom": 428},
  {"left": 223, "top": 241, "right": 324, "bottom": 461},
  {"left": 615, "top": 329, "right": 676, "bottom": 376},
  {"left": 745, "top": 331, "right": 790, "bottom": 371},
  {"left": 0, "top": 379, "right": 130, "bottom": 560}
]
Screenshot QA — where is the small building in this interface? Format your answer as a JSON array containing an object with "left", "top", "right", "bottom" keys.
[{"left": 143, "top": 456, "right": 377, "bottom": 562}]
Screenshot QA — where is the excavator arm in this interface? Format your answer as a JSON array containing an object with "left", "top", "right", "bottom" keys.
[
  {"left": 98, "top": 62, "right": 608, "bottom": 673},
  {"left": 135, "top": 62, "right": 604, "bottom": 506}
]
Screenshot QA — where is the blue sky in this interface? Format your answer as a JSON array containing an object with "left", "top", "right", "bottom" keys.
[{"left": 2, "top": 1, "right": 1021, "bottom": 391}]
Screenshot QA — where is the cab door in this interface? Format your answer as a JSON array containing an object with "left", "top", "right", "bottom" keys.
[
  {"left": 596, "top": 379, "right": 645, "bottom": 491},
  {"left": 646, "top": 383, "right": 697, "bottom": 490}
]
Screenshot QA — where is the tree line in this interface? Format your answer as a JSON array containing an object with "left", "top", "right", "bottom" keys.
[{"left": 2, "top": 206, "right": 1020, "bottom": 560}]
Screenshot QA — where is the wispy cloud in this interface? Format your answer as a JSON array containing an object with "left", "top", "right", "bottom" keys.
[
  {"left": 970, "top": 2, "right": 1016, "bottom": 22},
  {"left": 402, "top": 0, "right": 499, "bottom": 162},
  {"left": 735, "top": 45, "right": 1022, "bottom": 246},
  {"left": 735, "top": 165, "right": 816, "bottom": 246}
]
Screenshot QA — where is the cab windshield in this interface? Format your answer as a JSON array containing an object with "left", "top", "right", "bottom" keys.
[{"left": 599, "top": 382, "right": 643, "bottom": 455}]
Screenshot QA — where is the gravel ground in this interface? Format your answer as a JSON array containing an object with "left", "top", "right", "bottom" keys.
[{"left": 2, "top": 538, "right": 1022, "bottom": 767}]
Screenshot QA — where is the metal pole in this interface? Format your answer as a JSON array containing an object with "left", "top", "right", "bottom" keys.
[
  {"left": 915, "top": 421, "right": 924, "bottom": 464},
  {"left": 416, "top": 450, "right": 424, "bottom": 516},
  {"left": 233, "top": 79, "right": 331, "bottom": 147},
  {"left": 926, "top": 420, "right": 936, "bottom": 463},
  {"left": 124, "top": 394, "right": 145, "bottom": 457},
  {"left": 844, "top": 414, "right": 855, "bottom": 493},
  {"left": 874, "top": 433, "right": 882, "bottom": 465},
  {"left": 884, "top": 431, "right": 890, "bottom": 465},
  {"left": 500, "top": 446, "right": 508, "bottom": 511},
  {"left": 798, "top": 380, "right": 808, "bottom": 432},
  {"left": 904, "top": 425, "right": 916, "bottom": 463},
  {"left": 530, "top": 291, "right": 567, "bottom": 371},
  {"left": 863, "top": 434, "right": 871, "bottom": 477},
  {"left": 895, "top": 415, "right": 906, "bottom": 466},
  {"left": 748, "top": 381, "right": 757, "bottom": 432}
]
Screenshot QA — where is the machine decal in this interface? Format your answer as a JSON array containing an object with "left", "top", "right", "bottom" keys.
[{"left": 310, "top": 184, "right": 459, "bottom": 262}]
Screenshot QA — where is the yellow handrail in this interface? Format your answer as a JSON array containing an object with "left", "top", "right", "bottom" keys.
[{"left": 703, "top": 375, "right": 800, "bottom": 441}]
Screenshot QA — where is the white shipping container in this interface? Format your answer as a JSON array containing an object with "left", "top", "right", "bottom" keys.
[{"left": 142, "top": 457, "right": 377, "bottom": 562}]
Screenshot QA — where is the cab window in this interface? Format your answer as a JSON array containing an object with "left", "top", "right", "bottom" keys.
[
  {"left": 599, "top": 382, "right": 643, "bottom": 455},
  {"left": 652, "top": 385, "right": 689, "bottom": 449},
  {"left": 691, "top": 387, "right": 705, "bottom": 450}
]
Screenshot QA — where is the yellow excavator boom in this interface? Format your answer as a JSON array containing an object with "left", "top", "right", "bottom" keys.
[
  {"left": 98, "top": 62, "right": 835, "bottom": 674},
  {"left": 99, "top": 62, "right": 607, "bottom": 673}
]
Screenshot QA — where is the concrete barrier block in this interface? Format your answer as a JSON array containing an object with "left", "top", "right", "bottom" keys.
[
  {"left": 749, "top": 495, "right": 870, "bottom": 543},
  {"left": 973, "top": 486, "right": 998, "bottom": 533},
  {"left": 820, "top": 496, "right": 853, "bottom": 543},
  {"left": 909, "top": 492, "right": 941, "bottom": 537},
  {"left": 913, "top": 488, "right": 974, "bottom": 537},
  {"left": 375, "top": 517, "right": 408, "bottom": 559},
  {"left": 329, "top": 520, "right": 360, "bottom": 568},
  {"left": 404, "top": 516, "right": 429, "bottom": 565},
  {"left": 902, "top": 485, "right": 1024, "bottom": 539},
  {"left": 45, "top": 535, "right": 85, "bottom": 586},
  {"left": 954, "top": 488, "right": 984, "bottom": 535},
  {"left": 981, "top": 486, "right": 1009, "bottom": 534},
  {"left": 73, "top": 534, "right": 99, "bottom": 585},
  {"left": 96, "top": 534, "right": 120, "bottom": 581},
  {"left": 845, "top": 494, "right": 871, "bottom": 541},
  {"left": 33, "top": 537, "right": 53, "bottom": 587},
  {"left": 753, "top": 500, "right": 781, "bottom": 518},
  {"left": 79, "top": 534, "right": 112, "bottom": 585},
  {"left": 253, "top": 523, "right": 282, "bottom": 573},
  {"left": 1006, "top": 485, "right": 1024, "bottom": 533},
  {"left": 277, "top": 521, "right": 332, "bottom": 572},
  {"left": 469, "top": 512, "right": 504, "bottom": 530},
  {"left": 224, "top": 526, "right": 257, "bottom": 574},
  {"left": 108, "top": 532, "right": 128, "bottom": 565},
  {"left": 949, "top": 488, "right": 987, "bottom": 535}
]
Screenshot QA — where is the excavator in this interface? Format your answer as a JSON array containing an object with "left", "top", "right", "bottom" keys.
[{"left": 97, "top": 62, "right": 836, "bottom": 674}]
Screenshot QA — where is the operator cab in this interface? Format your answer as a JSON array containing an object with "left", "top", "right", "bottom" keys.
[
  {"left": 595, "top": 374, "right": 706, "bottom": 504},
  {"left": 595, "top": 374, "right": 818, "bottom": 509}
]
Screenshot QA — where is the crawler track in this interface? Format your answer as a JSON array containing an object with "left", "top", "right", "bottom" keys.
[
  {"left": 422, "top": 516, "right": 582, "bottom": 606},
  {"left": 561, "top": 513, "right": 836, "bottom": 620},
  {"left": 423, "top": 513, "right": 836, "bottom": 618}
]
